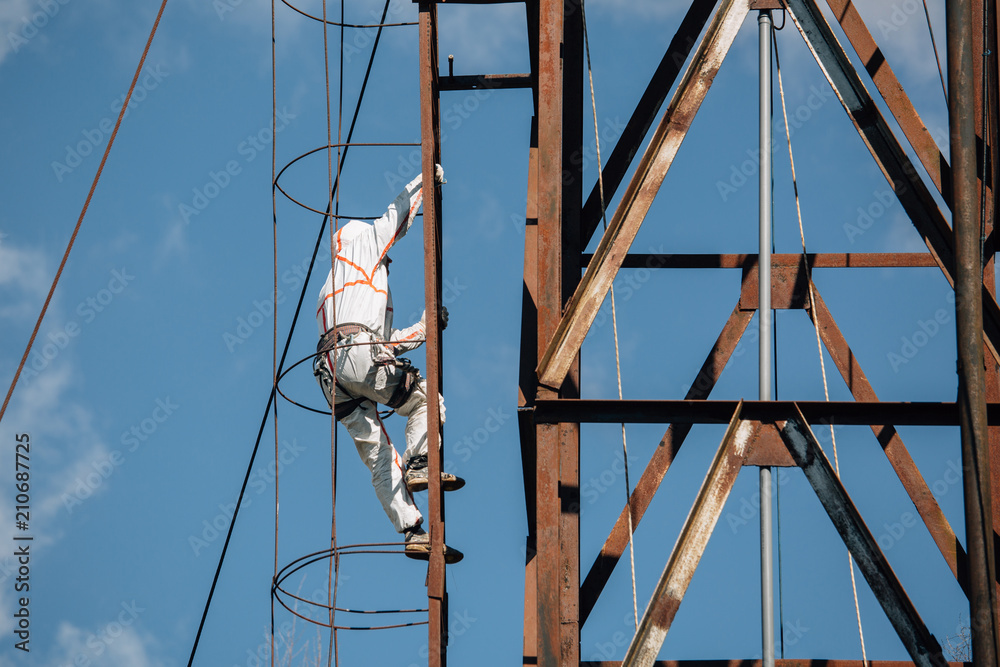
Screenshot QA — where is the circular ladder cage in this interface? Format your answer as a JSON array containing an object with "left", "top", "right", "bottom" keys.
[{"left": 268, "top": 1, "right": 431, "bottom": 664}]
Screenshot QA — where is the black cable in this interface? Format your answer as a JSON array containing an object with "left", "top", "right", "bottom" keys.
[
  {"left": 921, "top": 0, "right": 948, "bottom": 105},
  {"left": 186, "top": 3, "right": 393, "bottom": 664}
]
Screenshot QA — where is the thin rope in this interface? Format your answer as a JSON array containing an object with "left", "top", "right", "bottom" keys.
[
  {"left": 581, "top": 0, "right": 638, "bottom": 629},
  {"left": 774, "top": 33, "right": 868, "bottom": 666},
  {"left": 0, "top": 0, "right": 170, "bottom": 428},
  {"left": 920, "top": 0, "right": 949, "bottom": 105}
]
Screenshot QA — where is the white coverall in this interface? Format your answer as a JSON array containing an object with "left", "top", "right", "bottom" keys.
[{"left": 314, "top": 172, "right": 439, "bottom": 534}]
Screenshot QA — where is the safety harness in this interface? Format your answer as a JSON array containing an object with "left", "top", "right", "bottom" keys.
[{"left": 316, "top": 322, "right": 420, "bottom": 420}]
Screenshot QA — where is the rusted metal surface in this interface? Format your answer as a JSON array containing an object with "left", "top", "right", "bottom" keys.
[
  {"left": 582, "top": 661, "right": 969, "bottom": 667},
  {"left": 534, "top": 399, "right": 1000, "bottom": 425},
  {"left": 418, "top": 4, "right": 447, "bottom": 665},
  {"left": 580, "top": 0, "right": 719, "bottom": 245},
  {"left": 621, "top": 407, "right": 755, "bottom": 667},
  {"left": 740, "top": 259, "right": 808, "bottom": 311},
  {"left": 523, "top": 540, "right": 538, "bottom": 667},
  {"left": 536, "top": 0, "right": 750, "bottom": 391},
  {"left": 744, "top": 422, "right": 796, "bottom": 467},
  {"left": 785, "top": 0, "right": 1000, "bottom": 367},
  {"left": 534, "top": 0, "right": 564, "bottom": 662},
  {"left": 579, "top": 304, "right": 755, "bottom": 626},
  {"left": 598, "top": 252, "right": 940, "bottom": 269},
  {"left": 949, "top": 0, "right": 1000, "bottom": 660},
  {"left": 974, "top": 0, "right": 1000, "bottom": 606},
  {"left": 825, "top": 0, "right": 951, "bottom": 201},
  {"left": 779, "top": 409, "right": 945, "bottom": 667},
  {"left": 810, "top": 287, "right": 971, "bottom": 596}
]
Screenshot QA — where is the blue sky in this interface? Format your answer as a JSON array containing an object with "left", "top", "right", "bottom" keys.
[{"left": 0, "top": 0, "right": 978, "bottom": 665}]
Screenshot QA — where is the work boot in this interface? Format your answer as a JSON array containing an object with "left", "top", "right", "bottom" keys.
[
  {"left": 404, "top": 455, "right": 466, "bottom": 493},
  {"left": 403, "top": 526, "right": 464, "bottom": 564}
]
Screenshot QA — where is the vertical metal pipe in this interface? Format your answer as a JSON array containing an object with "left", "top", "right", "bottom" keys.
[
  {"left": 949, "top": 1, "right": 1000, "bottom": 664},
  {"left": 758, "top": 11, "right": 775, "bottom": 667}
]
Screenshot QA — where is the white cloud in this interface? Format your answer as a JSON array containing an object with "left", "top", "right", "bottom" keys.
[
  {"left": 0, "top": 239, "right": 49, "bottom": 321},
  {"left": 0, "top": 0, "right": 42, "bottom": 68},
  {"left": 42, "top": 619, "right": 164, "bottom": 667},
  {"left": 0, "top": 242, "right": 115, "bottom": 641}
]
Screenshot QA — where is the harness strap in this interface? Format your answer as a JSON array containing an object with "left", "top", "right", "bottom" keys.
[{"left": 317, "top": 321, "right": 380, "bottom": 354}]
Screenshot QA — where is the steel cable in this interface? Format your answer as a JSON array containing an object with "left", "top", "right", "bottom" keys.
[
  {"left": 188, "top": 2, "right": 395, "bottom": 664},
  {"left": 0, "top": 0, "right": 171, "bottom": 427}
]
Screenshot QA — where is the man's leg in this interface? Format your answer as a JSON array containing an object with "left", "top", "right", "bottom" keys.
[
  {"left": 315, "top": 351, "right": 422, "bottom": 534},
  {"left": 340, "top": 401, "right": 423, "bottom": 533},
  {"left": 395, "top": 378, "right": 431, "bottom": 464},
  {"left": 393, "top": 378, "right": 464, "bottom": 492}
]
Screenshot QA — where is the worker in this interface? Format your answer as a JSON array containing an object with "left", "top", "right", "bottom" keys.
[{"left": 313, "top": 165, "right": 464, "bottom": 564}]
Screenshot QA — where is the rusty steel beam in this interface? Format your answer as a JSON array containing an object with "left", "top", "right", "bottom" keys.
[
  {"left": 949, "top": 0, "right": 1000, "bottom": 661},
  {"left": 825, "top": 0, "right": 951, "bottom": 201},
  {"left": 579, "top": 0, "right": 719, "bottom": 246},
  {"left": 536, "top": 0, "right": 749, "bottom": 391},
  {"left": 594, "top": 252, "right": 939, "bottom": 269},
  {"left": 972, "top": 0, "right": 1000, "bottom": 607},
  {"left": 534, "top": 0, "right": 565, "bottom": 663},
  {"left": 779, "top": 409, "right": 945, "bottom": 667},
  {"left": 418, "top": 4, "right": 447, "bottom": 666},
  {"left": 583, "top": 662, "right": 969, "bottom": 667},
  {"left": 534, "top": 399, "right": 1000, "bottom": 425},
  {"left": 621, "top": 407, "right": 756, "bottom": 667},
  {"left": 809, "top": 287, "right": 971, "bottom": 596},
  {"left": 785, "top": 0, "right": 1000, "bottom": 368},
  {"left": 579, "top": 303, "right": 755, "bottom": 626}
]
